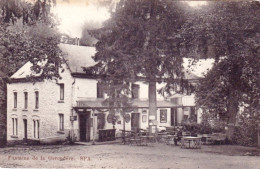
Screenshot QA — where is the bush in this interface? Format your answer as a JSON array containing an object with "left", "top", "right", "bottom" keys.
[
  {"left": 233, "top": 109, "right": 259, "bottom": 146},
  {"left": 198, "top": 122, "right": 212, "bottom": 134},
  {"left": 97, "top": 113, "right": 106, "bottom": 129},
  {"left": 64, "top": 131, "right": 77, "bottom": 145},
  {"left": 211, "top": 120, "right": 226, "bottom": 133},
  {"left": 182, "top": 121, "right": 200, "bottom": 133},
  {"left": 197, "top": 111, "right": 213, "bottom": 134}
]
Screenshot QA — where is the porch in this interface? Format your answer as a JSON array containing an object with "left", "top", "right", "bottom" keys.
[{"left": 72, "top": 98, "right": 199, "bottom": 142}]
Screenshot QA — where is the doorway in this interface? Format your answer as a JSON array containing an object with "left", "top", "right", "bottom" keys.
[
  {"left": 23, "top": 119, "right": 27, "bottom": 141},
  {"left": 171, "top": 108, "right": 177, "bottom": 126},
  {"left": 131, "top": 113, "right": 140, "bottom": 132},
  {"left": 79, "top": 112, "right": 91, "bottom": 142}
]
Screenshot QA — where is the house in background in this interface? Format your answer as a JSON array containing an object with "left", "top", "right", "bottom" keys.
[
  {"left": 6, "top": 43, "right": 202, "bottom": 144},
  {"left": 167, "top": 94, "right": 202, "bottom": 126}
]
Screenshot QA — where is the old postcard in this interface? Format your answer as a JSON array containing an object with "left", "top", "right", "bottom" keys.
[{"left": 0, "top": 0, "right": 259, "bottom": 168}]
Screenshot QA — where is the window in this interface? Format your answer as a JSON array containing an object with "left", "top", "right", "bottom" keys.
[
  {"left": 190, "top": 106, "right": 197, "bottom": 123},
  {"left": 33, "top": 120, "right": 40, "bottom": 138},
  {"left": 35, "top": 91, "right": 39, "bottom": 109},
  {"left": 97, "top": 82, "right": 104, "bottom": 98},
  {"left": 24, "top": 92, "right": 28, "bottom": 109},
  {"left": 59, "top": 114, "right": 64, "bottom": 131},
  {"left": 131, "top": 84, "right": 139, "bottom": 99},
  {"left": 142, "top": 115, "right": 147, "bottom": 123},
  {"left": 12, "top": 118, "right": 18, "bottom": 135},
  {"left": 160, "top": 109, "right": 167, "bottom": 123},
  {"left": 13, "top": 92, "right": 17, "bottom": 108},
  {"left": 60, "top": 84, "right": 64, "bottom": 100}
]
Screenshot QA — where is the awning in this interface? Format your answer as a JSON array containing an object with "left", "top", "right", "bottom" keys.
[{"left": 74, "top": 98, "right": 180, "bottom": 110}]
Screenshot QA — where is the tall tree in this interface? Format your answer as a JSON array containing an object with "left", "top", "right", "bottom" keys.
[
  {"left": 0, "top": 0, "right": 61, "bottom": 146},
  {"left": 185, "top": 1, "right": 260, "bottom": 140},
  {"left": 89, "top": 0, "right": 190, "bottom": 134}
]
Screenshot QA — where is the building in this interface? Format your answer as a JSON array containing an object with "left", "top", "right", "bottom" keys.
[{"left": 6, "top": 44, "right": 201, "bottom": 144}]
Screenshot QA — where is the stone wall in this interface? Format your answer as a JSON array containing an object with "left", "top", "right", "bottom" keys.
[{"left": 7, "top": 65, "right": 74, "bottom": 144}]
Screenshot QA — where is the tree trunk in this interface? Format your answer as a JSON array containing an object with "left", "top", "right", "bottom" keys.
[
  {"left": 0, "top": 80, "right": 7, "bottom": 147},
  {"left": 148, "top": 81, "right": 157, "bottom": 135},
  {"left": 123, "top": 112, "right": 126, "bottom": 143},
  {"left": 226, "top": 88, "right": 239, "bottom": 141}
]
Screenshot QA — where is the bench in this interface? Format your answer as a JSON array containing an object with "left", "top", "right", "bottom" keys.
[{"left": 207, "top": 133, "right": 226, "bottom": 144}]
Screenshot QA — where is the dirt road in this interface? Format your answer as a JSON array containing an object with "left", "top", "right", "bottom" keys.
[{"left": 0, "top": 144, "right": 259, "bottom": 169}]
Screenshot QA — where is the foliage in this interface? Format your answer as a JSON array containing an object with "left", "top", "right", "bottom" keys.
[
  {"left": 97, "top": 112, "right": 106, "bottom": 129},
  {"left": 211, "top": 120, "right": 226, "bottom": 133},
  {"left": 191, "top": 2, "right": 260, "bottom": 137},
  {"left": 182, "top": 121, "right": 200, "bottom": 133},
  {"left": 89, "top": 0, "right": 190, "bottom": 90},
  {"left": 87, "top": 0, "right": 194, "bottom": 134},
  {"left": 0, "top": 0, "right": 61, "bottom": 145},
  {"left": 197, "top": 112, "right": 212, "bottom": 134},
  {"left": 233, "top": 109, "right": 260, "bottom": 146},
  {"left": 64, "top": 131, "right": 77, "bottom": 145}
]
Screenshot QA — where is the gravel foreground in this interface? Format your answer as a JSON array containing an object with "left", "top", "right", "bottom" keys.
[{"left": 0, "top": 143, "right": 259, "bottom": 169}]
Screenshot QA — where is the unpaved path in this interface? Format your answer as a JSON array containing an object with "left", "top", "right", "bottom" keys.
[{"left": 0, "top": 144, "right": 259, "bottom": 169}]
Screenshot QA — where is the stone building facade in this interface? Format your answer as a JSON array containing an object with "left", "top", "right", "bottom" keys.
[{"left": 7, "top": 43, "right": 201, "bottom": 144}]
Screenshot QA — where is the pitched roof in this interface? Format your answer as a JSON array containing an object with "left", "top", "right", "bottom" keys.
[
  {"left": 11, "top": 61, "right": 45, "bottom": 79},
  {"left": 11, "top": 43, "right": 206, "bottom": 80},
  {"left": 10, "top": 44, "right": 96, "bottom": 79},
  {"left": 59, "top": 44, "right": 96, "bottom": 73}
]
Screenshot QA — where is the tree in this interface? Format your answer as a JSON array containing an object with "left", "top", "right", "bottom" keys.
[
  {"left": 0, "top": 0, "right": 62, "bottom": 146},
  {"left": 187, "top": 1, "right": 260, "bottom": 140},
  {"left": 88, "top": 0, "right": 191, "bottom": 134}
]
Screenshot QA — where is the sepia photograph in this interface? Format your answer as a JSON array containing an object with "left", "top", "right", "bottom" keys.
[{"left": 0, "top": 0, "right": 260, "bottom": 168}]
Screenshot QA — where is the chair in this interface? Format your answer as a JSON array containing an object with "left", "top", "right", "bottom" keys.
[
  {"left": 129, "top": 131, "right": 141, "bottom": 146},
  {"left": 123, "top": 132, "right": 132, "bottom": 144}
]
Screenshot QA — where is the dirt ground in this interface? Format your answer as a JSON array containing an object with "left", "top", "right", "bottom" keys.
[{"left": 0, "top": 143, "right": 259, "bottom": 169}]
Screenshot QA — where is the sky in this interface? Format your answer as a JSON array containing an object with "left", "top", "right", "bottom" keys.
[
  {"left": 52, "top": 2, "right": 110, "bottom": 37},
  {"left": 52, "top": 0, "right": 211, "bottom": 76},
  {"left": 53, "top": 1, "right": 207, "bottom": 37}
]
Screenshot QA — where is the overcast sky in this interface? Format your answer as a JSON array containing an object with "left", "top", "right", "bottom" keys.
[
  {"left": 52, "top": 1, "right": 207, "bottom": 37},
  {"left": 52, "top": 2, "right": 110, "bottom": 37}
]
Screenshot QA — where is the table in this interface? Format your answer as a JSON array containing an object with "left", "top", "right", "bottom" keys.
[
  {"left": 201, "top": 134, "right": 213, "bottom": 144},
  {"left": 181, "top": 137, "right": 201, "bottom": 149},
  {"left": 120, "top": 129, "right": 137, "bottom": 144}
]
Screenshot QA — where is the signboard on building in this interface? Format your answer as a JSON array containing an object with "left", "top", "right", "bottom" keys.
[
  {"left": 70, "top": 116, "right": 77, "bottom": 121},
  {"left": 149, "top": 115, "right": 155, "bottom": 120}
]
